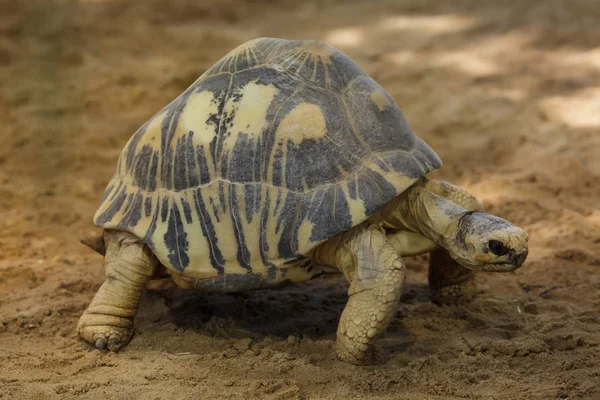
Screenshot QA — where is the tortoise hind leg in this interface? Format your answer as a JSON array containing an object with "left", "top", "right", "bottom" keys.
[
  {"left": 77, "top": 230, "right": 158, "bottom": 351},
  {"left": 424, "top": 179, "right": 482, "bottom": 305},
  {"left": 428, "top": 249, "right": 476, "bottom": 304},
  {"left": 313, "top": 225, "right": 406, "bottom": 365}
]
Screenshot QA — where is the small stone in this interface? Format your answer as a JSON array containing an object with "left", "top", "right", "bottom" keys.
[{"left": 232, "top": 338, "right": 251, "bottom": 351}]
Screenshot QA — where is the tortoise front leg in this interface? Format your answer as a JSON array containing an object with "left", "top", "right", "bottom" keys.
[
  {"left": 77, "top": 230, "right": 158, "bottom": 351},
  {"left": 424, "top": 180, "right": 482, "bottom": 304},
  {"left": 313, "top": 225, "right": 406, "bottom": 365}
]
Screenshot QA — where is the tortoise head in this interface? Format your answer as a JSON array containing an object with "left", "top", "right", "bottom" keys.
[{"left": 449, "top": 211, "right": 529, "bottom": 272}]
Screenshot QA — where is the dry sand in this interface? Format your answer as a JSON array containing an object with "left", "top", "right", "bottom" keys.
[{"left": 1, "top": 0, "right": 599, "bottom": 399}]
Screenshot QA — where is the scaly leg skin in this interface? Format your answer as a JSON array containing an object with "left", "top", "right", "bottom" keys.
[
  {"left": 428, "top": 249, "right": 476, "bottom": 304},
  {"left": 77, "top": 230, "right": 158, "bottom": 351},
  {"left": 425, "top": 180, "right": 482, "bottom": 305},
  {"left": 313, "top": 225, "right": 406, "bottom": 365}
]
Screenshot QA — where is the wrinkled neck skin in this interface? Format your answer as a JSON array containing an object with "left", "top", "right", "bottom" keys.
[{"left": 373, "top": 179, "right": 470, "bottom": 259}]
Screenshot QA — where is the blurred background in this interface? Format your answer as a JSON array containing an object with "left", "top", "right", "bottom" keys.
[{"left": 0, "top": 0, "right": 599, "bottom": 399}]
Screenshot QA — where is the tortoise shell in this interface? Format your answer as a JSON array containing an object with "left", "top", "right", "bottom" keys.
[{"left": 93, "top": 38, "right": 441, "bottom": 281}]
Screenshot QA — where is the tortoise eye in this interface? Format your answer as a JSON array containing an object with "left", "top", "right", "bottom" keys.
[{"left": 488, "top": 240, "right": 509, "bottom": 256}]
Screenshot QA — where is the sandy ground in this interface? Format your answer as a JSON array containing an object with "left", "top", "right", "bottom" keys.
[{"left": 1, "top": 0, "right": 599, "bottom": 398}]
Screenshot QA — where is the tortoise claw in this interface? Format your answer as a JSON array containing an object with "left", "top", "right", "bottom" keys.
[
  {"left": 95, "top": 338, "right": 106, "bottom": 350},
  {"left": 93, "top": 336, "right": 124, "bottom": 351},
  {"left": 107, "top": 337, "right": 122, "bottom": 351},
  {"left": 77, "top": 313, "right": 134, "bottom": 352}
]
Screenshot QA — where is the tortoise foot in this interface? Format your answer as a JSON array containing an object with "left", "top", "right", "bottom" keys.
[
  {"left": 430, "top": 278, "right": 477, "bottom": 305},
  {"left": 335, "top": 334, "right": 372, "bottom": 366},
  {"left": 77, "top": 313, "right": 134, "bottom": 351}
]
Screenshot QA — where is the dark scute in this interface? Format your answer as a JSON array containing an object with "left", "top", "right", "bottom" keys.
[
  {"left": 160, "top": 93, "right": 191, "bottom": 188},
  {"left": 173, "top": 135, "right": 189, "bottom": 191},
  {"left": 233, "top": 64, "right": 299, "bottom": 90},
  {"left": 160, "top": 197, "right": 169, "bottom": 222},
  {"left": 215, "top": 107, "right": 228, "bottom": 169},
  {"left": 209, "top": 136, "right": 218, "bottom": 173},
  {"left": 343, "top": 77, "right": 415, "bottom": 154},
  {"left": 415, "top": 138, "right": 442, "bottom": 169},
  {"left": 144, "top": 197, "right": 152, "bottom": 217},
  {"left": 272, "top": 148, "right": 284, "bottom": 186},
  {"left": 100, "top": 184, "right": 114, "bottom": 204},
  {"left": 334, "top": 185, "right": 353, "bottom": 229},
  {"left": 163, "top": 144, "right": 175, "bottom": 189},
  {"left": 244, "top": 184, "right": 256, "bottom": 224},
  {"left": 259, "top": 191, "right": 271, "bottom": 254},
  {"left": 193, "top": 74, "right": 231, "bottom": 175},
  {"left": 258, "top": 191, "right": 277, "bottom": 276},
  {"left": 229, "top": 185, "right": 252, "bottom": 271},
  {"left": 267, "top": 265, "right": 277, "bottom": 281},
  {"left": 95, "top": 187, "right": 127, "bottom": 226},
  {"left": 209, "top": 197, "right": 221, "bottom": 222},
  {"left": 196, "top": 71, "right": 233, "bottom": 95},
  {"left": 251, "top": 140, "right": 262, "bottom": 214},
  {"left": 348, "top": 176, "right": 357, "bottom": 200},
  {"left": 108, "top": 181, "right": 124, "bottom": 201},
  {"left": 119, "top": 192, "right": 143, "bottom": 228},
  {"left": 196, "top": 145, "right": 211, "bottom": 184},
  {"left": 273, "top": 189, "right": 282, "bottom": 217},
  {"left": 308, "top": 186, "right": 352, "bottom": 242},
  {"left": 132, "top": 145, "right": 153, "bottom": 189},
  {"left": 284, "top": 139, "right": 339, "bottom": 191},
  {"left": 220, "top": 151, "right": 229, "bottom": 180},
  {"left": 382, "top": 152, "right": 423, "bottom": 179},
  {"left": 125, "top": 121, "right": 149, "bottom": 171},
  {"left": 164, "top": 204, "right": 190, "bottom": 272},
  {"left": 229, "top": 133, "right": 256, "bottom": 183},
  {"left": 185, "top": 132, "right": 199, "bottom": 188},
  {"left": 357, "top": 169, "right": 399, "bottom": 216},
  {"left": 230, "top": 67, "right": 299, "bottom": 184},
  {"left": 143, "top": 201, "right": 160, "bottom": 245},
  {"left": 329, "top": 50, "right": 367, "bottom": 86},
  {"left": 159, "top": 103, "right": 175, "bottom": 161},
  {"left": 148, "top": 152, "right": 159, "bottom": 191},
  {"left": 274, "top": 86, "right": 363, "bottom": 191},
  {"left": 289, "top": 193, "right": 311, "bottom": 250},
  {"left": 276, "top": 192, "right": 302, "bottom": 259},
  {"left": 313, "top": 59, "right": 326, "bottom": 86},
  {"left": 181, "top": 197, "right": 193, "bottom": 224},
  {"left": 382, "top": 138, "right": 441, "bottom": 178},
  {"left": 218, "top": 181, "right": 227, "bottom": 214},
  {"left": 374, "top": 159, "right": 390, "bottom": 172},
  {"left": 258, "top": 71, "right": 300, "bottom": 182},
  {"left": 193, "top": 190, "right": 225, "bottom": 274}
]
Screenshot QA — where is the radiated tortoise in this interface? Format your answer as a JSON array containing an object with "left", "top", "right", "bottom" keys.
[{"left": 78, "top": 38, "right": 529, "bottom": 365}]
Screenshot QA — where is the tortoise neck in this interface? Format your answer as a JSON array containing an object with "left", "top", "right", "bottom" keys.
[{"left": 376, "top": 180, "right": 467, "bottom": 249}]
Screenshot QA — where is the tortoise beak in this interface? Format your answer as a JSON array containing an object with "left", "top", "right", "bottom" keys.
[
  {"left": 511, "top": 249, "right": 528, "bottom": 268},
  {"left": 480, "top": 249, "right": 528, "bottom": 272}
]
